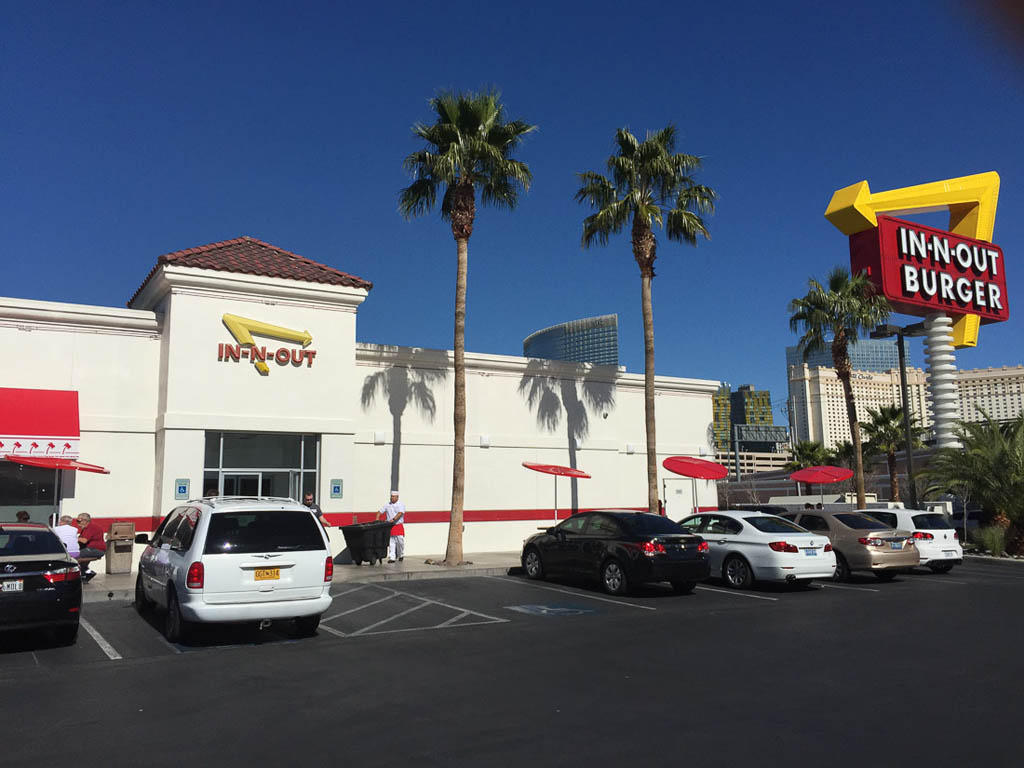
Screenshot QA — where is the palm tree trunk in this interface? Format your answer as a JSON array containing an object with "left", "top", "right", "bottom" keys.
[
  {"left": 641, "top": 271, "right": 658, "bottom": 515},
  {"left": 838, "top": 371, "right": 866, "bottom": 508},
  {"left": 887, "top": 450, "right": 899, "bottom": 502},
  {"left": 445, "top": 235, "right": 468, "bottom": 565}
]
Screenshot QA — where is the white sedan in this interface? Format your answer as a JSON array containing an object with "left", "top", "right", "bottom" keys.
[{"left": 678, "top": 511, "right": 836, "bottom": 588}]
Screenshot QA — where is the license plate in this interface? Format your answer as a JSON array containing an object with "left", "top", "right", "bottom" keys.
[
  {"left": 804, "top": 549, "right": 818, "bottom": 556},
  {"left": 890, "top": 542, "right": 903, "bottom": 550},
  {"left": 254, "top": 568, "right": 280, "bottom": 581},
  {"left": 1, "top": 579, "right": 24, "bottom": 592}
]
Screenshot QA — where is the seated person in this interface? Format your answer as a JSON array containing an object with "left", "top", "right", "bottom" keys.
[
  {"left": 16, "top": 510, "right": 30, "bottom": 523},
  {"left": 75, "top": 513, "right": 106, "bottom": 582},
  {"left": 53, "top": 515, "right": 81, "bottom": 558}
]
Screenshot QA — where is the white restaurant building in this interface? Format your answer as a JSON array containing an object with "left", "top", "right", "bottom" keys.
[{"left": 0, "top": 237, "right": 719, "bottom": 557}]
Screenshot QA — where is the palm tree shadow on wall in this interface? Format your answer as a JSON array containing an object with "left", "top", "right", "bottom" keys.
[
  {"left": 518, "top": 359, "right": 616, "bottom": 512},
  {"left": 361, "top": 348, "right": 449, "bottom": 493}
]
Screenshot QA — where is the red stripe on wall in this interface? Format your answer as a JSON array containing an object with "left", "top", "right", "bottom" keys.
[{"left": 82, "top": 506, "right": 652, "bottom": 533}]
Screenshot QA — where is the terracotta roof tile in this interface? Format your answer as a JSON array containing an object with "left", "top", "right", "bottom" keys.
[{"left": 128, "top": 236, "right": 372, "bottom": 306}]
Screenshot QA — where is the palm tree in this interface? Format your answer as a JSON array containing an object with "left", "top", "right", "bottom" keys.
[
  {"left": 785, "top": 440, "right": 832, "bottom": 496},
  {"left": 575, "top": 125, "right": 716, "bottom": 514},
  {"left": 789, "top": 267, "right": 890, "bottom": 508},
  {"left": 924, "top": 411, "right": 1024, "bottom": 553},
  {"left": 860, "top": 404, "right": 924, "bottom": 502},
  {"left": 399, "top": 90, "right": 536, "bottom": 565}
]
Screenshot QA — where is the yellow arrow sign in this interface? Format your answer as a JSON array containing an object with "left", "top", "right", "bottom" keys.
[
  {"left": 825, "top": 172, "right": 1001, "bottom": 348},
  {"left": 222, "top": 314, "right": 313, "bottom": 374}
]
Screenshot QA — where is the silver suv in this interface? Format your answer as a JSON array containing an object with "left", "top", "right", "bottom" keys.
[{"left": 134, "top": 497, "right": 333, "bottom": 642}]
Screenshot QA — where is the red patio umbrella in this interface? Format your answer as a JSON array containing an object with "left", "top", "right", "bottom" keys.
[
  {"left": 522, "top": 462, "right": 591, "bottom": 521},
  {"left": 789, "top": 465, "right": 853, "bottom": 504},
  {"left": 662, "top": 456, "right": 729, "bottom": 516}
]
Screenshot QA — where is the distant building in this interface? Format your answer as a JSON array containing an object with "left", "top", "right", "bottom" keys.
[
  {"left": 787, "top": 363, "right": 1024, "bottom": 449},
  {"left": 712, "top": 384, "right": 732, "bottom": 451},
  {"left": 523, "top": 314, "right": 618, "bottom": 366},
  {"left": 785, "top": 338, "right": 899, "bottom": 374},
  {"left": 713, "top": 382, "right": 786, "bottom": 456}
]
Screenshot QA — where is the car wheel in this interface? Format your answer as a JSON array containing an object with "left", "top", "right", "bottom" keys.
[
  {"left": 134, "top": 574, "right": 153, "bottom": 614},
  {"left": 293, "top": 614, "right": 320, "bottom": 638},
  {"left": 833, "top": 552, "right": 851, "bottom": 582},
  {"left": 164, "top": 588, "right": 189, "bottom": 643},
  {"left": 351, "top": 555, "right": 362, "bottom": 566},
  {"left": 875, "top": 570, "right": 897, "bottom": 581},
  {"left": 54, "top": 622, "right": 79, "bottom": 646},
  {"left": 523, "top": 548, "right": 544, "bottom": 580},
  {"left": 723, "top": 555, "right": 753, "bottom": 589},
  {"left": 601, "top": 559, "right": 629, "bottom": 596},
  {"left": 929, "top": 563, "right": 954, "bottom": 574},
  {"left": 671, "top": 580, "right": 696, "bottom": 594}
]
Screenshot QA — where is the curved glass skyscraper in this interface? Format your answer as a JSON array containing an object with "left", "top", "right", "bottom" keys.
[{"left": 523, "top": 314, "right": 619, "bottom": 366}]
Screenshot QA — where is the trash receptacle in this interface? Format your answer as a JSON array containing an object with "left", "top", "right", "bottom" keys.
[
  {"left": 105, "top": 521, "right": 136, "bottom": 574},
  {"left": 339, "top": 521, "right": 393, "bottom": 565}
]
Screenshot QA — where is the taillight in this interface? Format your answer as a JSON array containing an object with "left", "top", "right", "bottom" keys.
[
  {"left": 697, "top": 541, "right": 709, "bottom": 554},
  {"left": 42, "top": 567, "right": 80, "bottom": 583},
  {"left": 324, "top": 556, "right": 334, "bottom": 582},
  {"left": 912, "top": 531, "right": 934, "bottom": 540},
  {"left": 858, "top": 537, "right": 884, "bottom": 546},
  {"left": 641, "top": 540, "right": 666, "bottom": 556},
  {"left": 824, "top": 543, "right": 833, "bottom": 552},
  {"left": 186, "top": 561, "right": 204, "bottom": 589},
  {"left": 768, "top": 541, "right": 799, "bottom": 553},
  {"left": 953, "top": 530, "right": 959, "bottom": 540}
]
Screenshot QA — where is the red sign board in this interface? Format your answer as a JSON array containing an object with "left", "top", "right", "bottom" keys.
[{"left": 849, "top": 215, "right": 1008, "bottom": 323}]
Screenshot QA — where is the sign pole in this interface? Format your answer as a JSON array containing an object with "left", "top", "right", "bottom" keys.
[{"left": 554, "top": 475, "right": 558, "bottom": 522}]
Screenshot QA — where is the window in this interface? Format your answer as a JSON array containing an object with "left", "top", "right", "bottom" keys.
[
  {"left": 587, "top": 515, "right": 622, "bottom": 538},
  {"left": 678, "top": 516, "right": 705, "bottom": 533},
  {"left": 557, "top": 515, "right": 589, "bottom": 535},
  {"left": 203, "top": 510, "right": 326, "bottom": 554},
  {"left": 204, "top": 432, "right": 319, "bottom": 499},
  {"left": 912, "top": 514, "right": 952, "bottom": 530},
  {"left": 170, "top": 508, "right": 201, "bottom": 551},
  {"left": 744, "top": 516, "right": 807, "bottom": 534},
  {"left": 0, "top": 529, "right": 64, "bottom": 556},
  {"left": 834, "top": 513, "right": 888, "bottom": 530},
  {"left": 705, "top": 515, "right": 742, "bottom": 535},
  {"left": 154, "top": 510, "right": 185, "bottom": 548},
  {"left": 621, "top": 514, "right": 687, "bottom": 536},
  {"left": 868, "top": 511, "right": 898, "bottom": 528},
  {"left": 799, "top": 515, "right": 829, "bottom": 532}
]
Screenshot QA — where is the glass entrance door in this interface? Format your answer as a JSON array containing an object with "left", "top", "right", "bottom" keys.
[{"left": 222, "top": 473, "right": 259, "bottom": 496}]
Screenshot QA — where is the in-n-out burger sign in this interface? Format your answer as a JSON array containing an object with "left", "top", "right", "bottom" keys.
[
  {"left": 217, "top": 313, "right": 317, "bottom": 376},
  {"left": 850, "top": 215, "right": 1009, "bottom": 323}
]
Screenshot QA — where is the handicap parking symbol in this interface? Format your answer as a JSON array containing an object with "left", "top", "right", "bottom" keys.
[
  {"left": 174, "top": 478, "right": 190, "bottom": 500},
  {"left": 505, "top": 604, "right": 595, "bottom": 617}
]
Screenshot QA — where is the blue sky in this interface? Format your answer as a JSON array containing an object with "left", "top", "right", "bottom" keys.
[{"left": 4, "top": 0, "right": 1022, "bottom": 425}]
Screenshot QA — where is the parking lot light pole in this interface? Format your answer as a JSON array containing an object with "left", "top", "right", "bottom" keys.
[{"left": 871, "top": 322, "right": 926, "bottom": 508}]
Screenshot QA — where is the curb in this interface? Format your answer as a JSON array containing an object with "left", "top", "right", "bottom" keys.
[
  {"left": 963, "top": 554, "right": 1024, "bottom": 570},
  {"left": 83, "top": 588, "right": 134, "bottom": 604}
]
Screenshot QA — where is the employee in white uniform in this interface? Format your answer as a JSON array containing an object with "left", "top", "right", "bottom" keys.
[{"left": 378, "top": 490, "right": 406, "bottom": 563}]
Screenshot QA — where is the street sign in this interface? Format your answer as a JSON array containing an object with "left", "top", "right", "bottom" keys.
[
  {"left": 174, "top": 478, "right": 190, "bottom": 500},
  {"left": 330, "top": 479, "right": 343, "bottom": 499}
]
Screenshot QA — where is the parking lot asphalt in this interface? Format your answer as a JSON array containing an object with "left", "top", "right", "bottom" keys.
[{"left": 2, "top": 561, "right": 1022, "bottom": 767}]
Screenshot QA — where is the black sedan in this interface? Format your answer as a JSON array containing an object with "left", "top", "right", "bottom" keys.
[
  {"left": 0, "top": 523, "right": 82, "bottom": 645},
  {"left": 521, "top": 510, "right": 710, "bottom": 595}
]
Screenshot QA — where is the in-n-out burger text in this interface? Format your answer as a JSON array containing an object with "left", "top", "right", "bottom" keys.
[
  {"left": 850, "top": 215, "right": 1009, "bottom": 323},
  {"left": 218, "top": 344, "right": 317, "bottom": 368}
]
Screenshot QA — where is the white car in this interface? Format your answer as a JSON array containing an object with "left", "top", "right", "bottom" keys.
[
  {"left": 678, "top": 511, "right": 836, "bottom": 588},
  {"left": 864, "top": 508, "right": 963, "bottom": 573},
  {"left": 135, "top": 497, "right": 333, "bottom": 641}
]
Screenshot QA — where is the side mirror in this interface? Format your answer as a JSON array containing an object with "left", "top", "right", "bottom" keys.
[{"left": 134, "top": 533, "right": 150, "bottom": 545}]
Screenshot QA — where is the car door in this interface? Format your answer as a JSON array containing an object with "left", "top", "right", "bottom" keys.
[
  {"left": 143, "top": 510, "right": 184, "bottom": 605},
  {"left": 545, "top": 515, "right": 589, "bottom": 576},
  {"left": 706, "top": 515, "right": 744, "bottom": 575},
  {"left": 580, "top": 514, "right": 622, "bottom": 575}
]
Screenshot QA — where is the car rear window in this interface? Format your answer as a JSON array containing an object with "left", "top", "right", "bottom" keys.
[
  {"left": 834, "top": 513, "right": 889, "bottom": 530},
  {"left": 0, "top": 529, "right": 65, "bottom": 556},
  {"left": 744, "top": 516, "right": 807, "bottom": 533},
  {"left": 620, "top": 514, "right": 688, "bottom": 536},
  {"left": 868, "top": 511, "right": 898, "bottom": 528},
  {"left": 203, "top": 510, "right": 325, "bottom": 554},
  {"left": 912, "top": 513, "right": 953, "bottom": 530}
]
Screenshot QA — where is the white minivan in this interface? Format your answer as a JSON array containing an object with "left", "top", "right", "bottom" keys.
[{"left": 135, "top": 497, "right": 333, "bottom": 641}]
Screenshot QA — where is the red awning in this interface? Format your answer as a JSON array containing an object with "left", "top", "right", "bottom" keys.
[
  {"left": 789, "top": 465, "right": 853, "bottom": 484},
  {"left": 0, "top": 388, "right": 80, "bottom": 460},
  {"left": 522, "top": 462, "right": 591, "bottom": 479},
  {"left": 662, "top": 456, "right": 729, "bottom": 480},
  {"left": 4, "top": 456, "right": 110, "bottom": 474}
]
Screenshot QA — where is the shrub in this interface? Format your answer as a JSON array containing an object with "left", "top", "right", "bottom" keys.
[{"left": 974, "top": 526, "right": 1007, "bottom": 558}]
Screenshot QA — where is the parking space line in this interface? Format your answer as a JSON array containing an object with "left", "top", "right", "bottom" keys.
[
  {"left": 819, "top": 583, "right": 879, "bottom": 593},
  {"left": 319, "top": 624, "right": 347, "bottom": 638},
  {"left": 380, "top": 585, "right": 509, "bottom": 623},
  {"left": 695, "top": 586, "right": 778, "bottom": 602},
  {"left": 485, "top": 576, "right": 656, "bottom": 611},
  {"left": 438, "top": 611, "right": 470, "bottom": 628},
  {"left": 323, "top": 593, "right": 397, "bottom": 621},
  {"left": 330, "top": 585, "right": 369, "bottom": 599},
  {"left": 907, "top": 578, "right": 968, "bottom": 585},
  {"left": 350, "top": 602, "right": 430, "bottom": 636},
  {"left": 355, "top": 619, "right": 504, "bottom": 637},
  {"left": 79, "top": 618, "right": 123, "bottom": 660}
]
